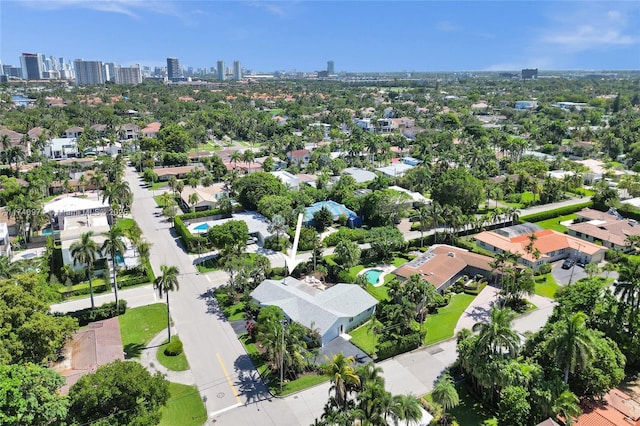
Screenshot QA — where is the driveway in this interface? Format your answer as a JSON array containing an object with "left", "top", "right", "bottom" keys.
[
  {"left": 314, "top": 337, "right": 372, "bottom": 366},
  {"left": 551, "top": 260, "right": 587, "bottom": 285}
]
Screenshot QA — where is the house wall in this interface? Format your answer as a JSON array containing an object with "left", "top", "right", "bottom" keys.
[
  {"left": 568, "top": 229, "right": 630, "bottom": 252},
  {"left": 323, "top": 306, "right": 375, "bottom": 345}
]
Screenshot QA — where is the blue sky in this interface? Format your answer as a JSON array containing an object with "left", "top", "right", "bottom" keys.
[{"left": 1, "top": 1, "right": 639, "bottom": 72}]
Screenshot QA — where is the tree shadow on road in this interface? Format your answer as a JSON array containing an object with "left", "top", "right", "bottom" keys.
[
  {"left": 198, "top": 290, "right": 228, "bottom": 322},
  {"left": 234, "top": 354, "right": 272, "bottom": 405}
]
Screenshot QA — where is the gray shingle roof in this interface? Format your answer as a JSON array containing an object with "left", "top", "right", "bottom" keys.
[{"left": 250, "top": 279, "right": 377, "bottom": 339}]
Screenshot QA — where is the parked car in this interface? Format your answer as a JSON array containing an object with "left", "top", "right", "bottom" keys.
[{"left": 562, "top": 258, "right": 575, "bottom": 269}]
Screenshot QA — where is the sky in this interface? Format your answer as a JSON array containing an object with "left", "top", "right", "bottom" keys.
[{"left": 1, "top": 0, "right": 639, "bottom": 72}]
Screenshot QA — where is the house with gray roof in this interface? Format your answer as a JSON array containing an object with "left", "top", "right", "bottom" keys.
[
  {"left": 343, "top": 167, "right": 377, "bottom": 184},
  {"left": 250, "top": 278, "right": 378, "bottom": 345}
]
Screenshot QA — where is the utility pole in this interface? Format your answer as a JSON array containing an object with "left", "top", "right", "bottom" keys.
[{"left": 568, "top": 242, "right": 583, "bottom": 286}]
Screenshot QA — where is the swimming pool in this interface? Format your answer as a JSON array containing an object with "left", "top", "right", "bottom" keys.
[
  {"left": 364, "top": 269, "right": 384, "bottom": 286},
  {"left": 41, "top": 228, "right": 53, "bottom": 236},
  {"left": 194, "top": 223, "right": 210, "bottom": 232}
]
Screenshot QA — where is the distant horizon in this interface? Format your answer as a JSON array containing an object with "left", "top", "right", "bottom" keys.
[{"left": 2, "top": 1, "right": 639, "bottom": 72}]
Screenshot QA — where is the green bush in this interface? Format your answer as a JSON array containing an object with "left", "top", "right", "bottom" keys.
[
  {"left": 377, "top": 334, "right": 421, "bottom": 360},
  {"left": 535, "top": 263, "right": 552, "bottom": 275},
  {"left": 59, "top": 281, "right": 109, "bottom": 297},
  {"left": 268, "top": 267, "right": 286, "bottom": 278},
  {"left": 520, "top": 201, "right": 593, "bottom": 223},
  {"left": 164, "top": 339, "right": 184, "bottom": 356},
  {"left": 63, "top": 300, "right": 127, "bottom": 326},
  {"left": 323, "top": 227, "right": 368, "bottom": 247}
]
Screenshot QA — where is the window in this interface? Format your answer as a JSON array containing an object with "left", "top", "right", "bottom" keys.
[{"left": 349, "top": 317, "right": 353, "bottom": 323}]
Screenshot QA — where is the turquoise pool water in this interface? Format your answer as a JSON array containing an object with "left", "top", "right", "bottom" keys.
[
  {"left": 115, "top": 254, "right": 125, "bottom": 266},
  {"left": 364, "top": 269, "right": 383, "bottom": 285},
  {"left": 41, "top": 228, "right": 53, "bottom": 236},
  {"left": 194, "top": 223, "right": 210, "bottom": 232}
]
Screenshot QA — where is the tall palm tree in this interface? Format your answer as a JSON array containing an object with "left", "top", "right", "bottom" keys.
[
  {"left": 137, "top": 241, "right": 151, "bottom": 265},
  {"left": 429, "top": 202, "right": 445, "bottom": 243},
  {"left": 472, "top": 305, "right": 520, "bottom": 358},
  {"left": 70, "top": 231, "right": 100, "bottom": 309},
  {"left": 268, "top": 214, "right": 288, "bottom": 249},
  {"left": 101, "top": 226, "right": 126, "bottom": 312},
  {"left": 388, "top": 394, "right": 422, "bottom": 426},
  {"left": 614, "top": 260, "right": 640, "bottom": 314},
  {"left": 188, "top": 192, "right": 199, "bottom": 212},
  {"left": 415, "top": 203, "right": 430, "bottom": 248},
  {"left": 322, "top": 353, "right": 361, "bottom": 410},
  {"left": 154, "top": 264, "right": 180, "bottom": 342},
  {"left": 432, "top": 373, "right": 459, "bottom": 425},
  {"left": 545, "top": 311, "right": 597, "bottom": 384},
  {"left": 230, "top": 150, "right": 242, "bottom": 170}
]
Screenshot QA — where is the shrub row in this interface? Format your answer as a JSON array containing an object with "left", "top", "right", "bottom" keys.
[
  {"left": 376, "top": 333, "right": 421, "bottom": 361},
  {"left": 174, "top": 215, "right": 208, "bottom": 253},
  {"left": 519, "top": 201, "right": 593, "bottom": 223},
  {"left": 58, "top": 267, "right": 153, "bottom": 298},
  {"left": 322, "top": 227, "right": 368, "bottom": 247},
  {"left": 164, "top": 339, "right": 184, "bottom": 356},
  {"left": 62, "top": 300, "right": 127, "bottom": 326}
]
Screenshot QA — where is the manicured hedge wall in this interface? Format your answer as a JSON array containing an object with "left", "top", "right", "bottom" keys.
[
  {"left": 519, "top": 201, "right": 593, "bottom": 223},
  {"left": 62, "top": 300, "right": 127, "bottom": 326}
]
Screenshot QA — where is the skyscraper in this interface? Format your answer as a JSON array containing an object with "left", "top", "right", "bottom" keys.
[
  {"left": 74, "top": 60, "right": 105, "bottom": 85},
  {"left": 233, "top": 60, "right": 242, "bottom": 81},
  {"left": 166, "top": 57, "right": 181, "bottom": 81},
  {"left": 116, "top": 65, "right": 142, "bottom": 84},
  {"left": 217, "top": 60, "right": 225, "bottom": 81},
  {"left": 327, "top": 60, "right": 335, "bottom": 75},
  {"left": 20, "top": 53, "right": 43, "bottom": 80}
]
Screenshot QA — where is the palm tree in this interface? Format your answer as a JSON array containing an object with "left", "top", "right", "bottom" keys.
[
  {"left": 415, "top": 203, "right": 430, "bottom": 247},
  {"left": 545, "top": 311, "right": 597, "bottom": 384},
  {"left": 230, "top": 150, "right": 242, "bottom": 170},
  {"left": 268, "top": 214, "right": 288, "bottom": 250},
  {"left": 101, "top": 226, "right": 126, "bottom": 312},
  {"left": 472, "top": 305, "right": 519, "bottom": 358},
  {"left": 429, "top": 202, "right": 445, "bottom": 243},
  {"left": 137, "top": 241, "right": 151, "bottom": 265},
  {"left": 154, "top": 264, "right": 180, "bottom": 342},
  {"left": 322, "top": 353, "right": 361, "bottom": 410},
  {"left": 168, "top": 175, "right": 178, "bottom": 196},
  {"left": 70, "top": 232, "right": 100, "bottom": 309},
  {"left": 553, "top": 390, "right": 581, "bottom": 426},
  {"left": 388, "top": 394, "right": 422, "bottom": 426},
  {"left": 432, "top": 373, "right": 459, "bottom": 425},
  {"left": 188, "top": 192, "right": 199, "bottom": 212},
  {"left": 90, "top": 171, "right": 107, "bottom": 200},
  {"left": 614, "top": 260, "right": 640, "bottom": 314},
  {"left": 160, "top": 191, "right": 174, "bottom": 208}
]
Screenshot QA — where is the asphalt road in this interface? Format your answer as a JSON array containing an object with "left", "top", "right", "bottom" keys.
[{"left": 123, "top": 166, "right": 268, "bottom": 417}]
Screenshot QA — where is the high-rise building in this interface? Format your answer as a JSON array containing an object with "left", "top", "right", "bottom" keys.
[
  {"left": 116, "top": 65, "right": 142, "bottom": 84},
  {"left": 20, "top": 53, "right": 43, "bottom": 80},
  {"left": 166, "top": 57, "right": 181, "bottom": 81},
  {"left": 522, "top": 68, "right": 538, "bottom": 80},
  {"left": 217, "top": 60, "right": 225, "bottom": 81},
  {"left": 327, "top": 60, "right": 335, "bottom": 75},
  {"left": 74, "top": 60, "right": 105, "bottom": 85},
  {"left": 103, "top": 62, "right": 116, "bottom": 82},
  {"left": 233, "top": 60, "right": 242, "bottom": 81}
]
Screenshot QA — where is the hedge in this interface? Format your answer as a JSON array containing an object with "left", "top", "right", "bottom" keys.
[
  {"left": 376, "top": 333, "right": 421, "bottom": 361},
  {"left": 519, "top": 201, "right": 593, "bottom": 224},
  {"left": 58, "top": 263, "right": 155, "bottom": 298},
  {"left": 323, "top": 227, "right": 368, "bottom": 247},
  {"left": 62, "top": 300, "right": 127, "bottom": 326}
]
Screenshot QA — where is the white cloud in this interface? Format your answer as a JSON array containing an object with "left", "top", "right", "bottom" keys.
[
  {"left": 436, "top": 20, "right": 459, "bottom": 32},
  {"left": 19, "top": 0, "right": 183, "bottom": 19}
]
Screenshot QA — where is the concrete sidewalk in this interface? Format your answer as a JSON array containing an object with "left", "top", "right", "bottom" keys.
[{"left": 138, "top": 328, "right": 196, "bottom": 386}]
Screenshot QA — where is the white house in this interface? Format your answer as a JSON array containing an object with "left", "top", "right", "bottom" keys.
[
  {"left": 42, "top": 138, "right": 79, "bottom": 159},
  {"left": 286, "top": 149, "right": 311, "bottom": 167},
  {"left": 271, "top": 171, "right": 300, "bottom": 190},
  {"left": 0, "top": 223, "right": 10, "bottom": 257},
  {"left": 250, "top": 278, "right": 378, "bottom": 345}
]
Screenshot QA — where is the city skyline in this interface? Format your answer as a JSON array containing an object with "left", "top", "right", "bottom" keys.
[{"left": 1, "top": 1, "right": 639, "bottom": 72}]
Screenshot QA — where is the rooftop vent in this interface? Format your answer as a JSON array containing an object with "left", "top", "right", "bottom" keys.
[{"left": 448, "top": 252, "right": 455, "bottom": 257}]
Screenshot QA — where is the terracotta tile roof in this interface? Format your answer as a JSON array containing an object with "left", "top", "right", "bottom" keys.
[
  {"left": 288, "top": 149, "right": 309, "bottom": 158},
  {"left": 605, "top": 389, "right": 640, "bottom": 422},
  {"left": 0, "top": 127, "right": 24, "bottom": 145},
  {"left": 393, "top": 244, "right": 494, "bottom": 290},
  {"left": 27, "top": 127, "right": 43, "bottom": 139},
  {"left": 141, "top": 122, "right": 161, "bottom": 133},
  {"left": 153, "top": 165, "right": 203, "bottom": 177},
  {"left": 476, "top": 228, "right": 605, "bottom": 262}
]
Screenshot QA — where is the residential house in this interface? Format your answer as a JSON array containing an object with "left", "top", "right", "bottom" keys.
[
  {"left": 42, "top": 138, "right": 79, "bottom": 159},
  {"left": 304, "top": 200, "right": 361, "bottom": 228},
  {"left": 65, "top": 126, "right": 83, "bottom": 139},
  {"left": 141, "top": 122, "right": 161, "bottom": 138},
  {"left": 90, "top": 124, "right": 107, "bottom": 137},
  {"left": 271, "top": 171, "right": 299, "bottom": 190},
  {"left": 375, "top": 161, "right": 414, "bottom": 178},
  {"left": 179, "top": 183, "right": 227, "bottom": 212},
  {"left": 118, "top": 123, "right": 139, "bottom": 140},
  {"left": 0, "top": 127, "right": 31, "bottom": 156},
  {"left": 295, "top": 173, "right": 318, "bottom": 188},
  {"left": 250, "top": 278, "right": 378, "bottom": 345},
  {"left": 475, "top": 224, "right": 606, "bottom": 270},
  {"left": 568, "top": 208, "right": 640, "bottom": 252},
  {"left": 514, "top": 101, "right": 538, "bottom": 110},
  {"left": 0, "top": 223, "right": 11, "bottom": 257},
  {"left": 392, "top": 245, "right": 494, "bottom": 292},
  {"left": 574, "top": 388, "right": 640, "bottom": 426},
  {"left": 388, "top": 185, "right": 431, "bottom": 206},
  {"left": 187, "top": 212, "right": 273, "bottom": 245},
  {"left": 287, "top": 149, "right": 311, "bottom": 167},
  {"left": 343, "top": 167, "right": 377, "bottom": 184},
  {"left": 152, "top": 165, "right": 204, "bottom": 181}
]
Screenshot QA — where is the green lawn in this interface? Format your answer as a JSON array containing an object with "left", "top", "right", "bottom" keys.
[
  {"left": 114, "top": 218, "right": 136, "bottom": 232},
  {"left": 213, "top": 291, "right": 246, "bottom": 321},
  {"left": 424, "top": 382, "right": 497, "bottom": 425},
  {"left": 422, "top": 293, "right": 476, "bottom": 346},
  {"left": 159, "top": 382, "right": 207, "bottom": 426},
  {"left": 366, "top": 283, "right": 390, "bottom": 302},
  {"left": 534, "top": 213, "right": 578, "bottom": 233},
  {"left": 534, "top": 273, "right": 560, "bottom": 298},
  {"left": 349, "top": 318, "right": 382, "bottom": 355},
  {"left": 149, "top": 181, "right": 169, "bottom": 190},
  {"left": 156, "top": 336, "right": 190, "bottom": 371},
  {"left": 280, "top": 375, "right": 329, "bottom": 396},
  {"left": 119, "top": 303, "right": 167, "bottom": 358}
]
